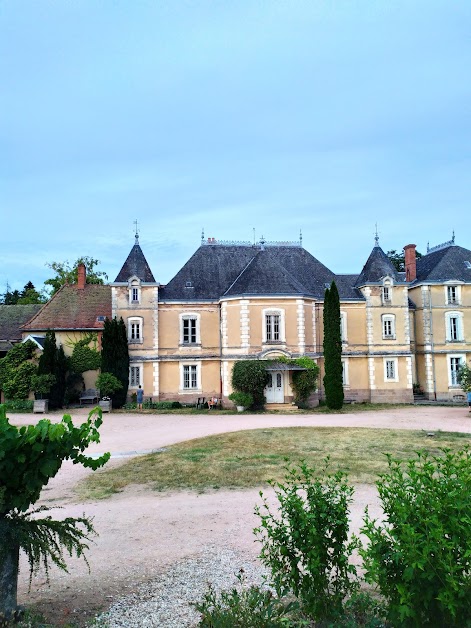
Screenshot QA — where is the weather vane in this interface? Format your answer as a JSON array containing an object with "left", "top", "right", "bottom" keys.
[
  {"left": 374, "top": 223, "right": 380, "bottom": 246},
  {"left": 134, "top": 219, "right": 139, "bottom": 243}
]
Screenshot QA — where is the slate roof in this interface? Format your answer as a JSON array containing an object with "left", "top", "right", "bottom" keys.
[
  {"left": 414, "top": 245, "right": 471, "bottom": 283},
  {"left": 0, "top": 304, "right": 43, "bottom": 343},
  {"left": 114, "top": 237, "right": 156, "bottom": 283},
  {"left": 355, "top": 245, "right": 401, "bottom": 286},
  {"left": 21, "top": 284, "right": 111, "bottom": 331},
  {"left": 160, "top": 244, "right": 364, "bottom": 301}
]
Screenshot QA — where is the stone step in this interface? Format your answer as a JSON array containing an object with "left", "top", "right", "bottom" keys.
[{"left": 265, "top": 403, "right": 299, "bottom": 411}]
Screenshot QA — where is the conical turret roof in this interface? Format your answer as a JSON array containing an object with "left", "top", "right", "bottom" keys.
[
  {"left": 114, "top": 235, "right": 156, "bottom": 282},
  {"left": 355, "top": 244, "right": 400, "bottom": 286}
]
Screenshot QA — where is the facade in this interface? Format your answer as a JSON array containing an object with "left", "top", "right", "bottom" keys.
[{"left": 111, "top": 233, "right": 471, "bottom": 406}]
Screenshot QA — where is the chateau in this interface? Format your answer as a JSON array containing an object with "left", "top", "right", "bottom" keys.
[
  {"left": 13, "top": 233, "right": 471, "bottom": 406},
  {"left": 106, "top": 232, "right": 471, "bottom": 406}
]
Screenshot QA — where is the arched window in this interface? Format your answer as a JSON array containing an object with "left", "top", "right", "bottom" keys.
[{"left": 128, "top": 277, "right": 141, "bottom": 305}]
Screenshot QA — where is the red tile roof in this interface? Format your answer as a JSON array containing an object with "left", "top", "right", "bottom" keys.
[{"left": 21, "top": 284, "right": 112, "bottom": 331}]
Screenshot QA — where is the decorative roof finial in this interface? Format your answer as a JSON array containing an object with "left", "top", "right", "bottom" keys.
[
  {"left": 201, "top": 227, "right": 205, "bottom": 245},
  {"left": 299, "top": 229, "right": 303, "bottom": 247},
  {"left": 374, "top": 223, "right": 380, "bottom": 247},
  {"left": 452, "top": 229, "right": 455, "bottom": 244},
  {"left": 260, "top": 234, "right": 266, "bottom": 251},
  {"left": 133, "top": 219, "right": 139, "bottom": 243}
]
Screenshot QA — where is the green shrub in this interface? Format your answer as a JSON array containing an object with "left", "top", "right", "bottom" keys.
[
  {"left": 458, "top": 362, "right": 471, "bottom": 392},
  {"left": 95, "top": 372, "right": 122, "bottom": 398},
  {"left": 255, "top": 459, "right": 359, "bottom": 622},
  {"left": 228, "top": 391, "right": 253, "bottom": 408},
  {"left": 3, "top": 400, "right": 34, "bottom": 413},
  {"left": 361, "top": 448, "right": 471, "bottom": 627},
  {"left": 195, "top": 572, "right": 301, "bottom": 627},
  {"left": 231, "top": 361, "right": 269, "bottom": 410},
  {"left": 3, "top": 361, "right": 37, "bottom": 400},
  {"left": 323, "top": 282, "right": 344, "bottom": 409}
]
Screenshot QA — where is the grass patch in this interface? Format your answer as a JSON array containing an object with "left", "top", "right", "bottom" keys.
[{"left": 79, "top": 427, "right": 470, "bottom": 500}]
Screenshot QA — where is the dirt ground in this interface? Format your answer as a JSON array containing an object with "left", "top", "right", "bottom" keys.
[{"left": 8, "top": 405, "right": 471, "bottom": 626}]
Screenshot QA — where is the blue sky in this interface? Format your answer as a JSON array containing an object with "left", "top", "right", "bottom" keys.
[{"left": 2, "top": 1, "right": 470, "bottom": 293}]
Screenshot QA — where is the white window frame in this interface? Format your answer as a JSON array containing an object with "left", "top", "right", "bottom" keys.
[
  {"left": 445, "top": 311, "right": 463, "bottom": 342},
  {"left": 382, "top": 314, "right": 396, "bottom": 340},
  {"left": 129, "top": 363, "right": 143, "bottom": 388},
  {"left": 128, "top": 277, "right": 141, "bottom": 305},
  {"left": 341, "top": 358, "right": 349, "bottom": 387},
  {"left": 340, "top": 311, "right": 348, "bottom": 343},
  {"left": 384, "top": 357, "right": 399, "bottom": 382},
  {"left": 179, "top": 313, "right": 201, "bottom": 345},
  {"left": 262, "top": 308, "right": 285, "bottom": 343},
  {"left": 445, "top": 284, "right": 461, "bottom": 306},
  {"left": 179, "top": 362, "right": 201, "bottom": 392},
  {"left": 448, "top": 354, "right": 465, "bottom": 387},
  {"left": 128, "top": 316, "right": 143, "bottom": 344}
]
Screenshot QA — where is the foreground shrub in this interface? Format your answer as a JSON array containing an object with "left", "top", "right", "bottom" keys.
[
  {"left": 255, "top": 459, "right": 359, "bottom": 622},
  {"left": 361, "top": 448, "right": 471, "bottom": 627},
  {"left": 195, "top": 572, "right": 301, "bottom": 627}
]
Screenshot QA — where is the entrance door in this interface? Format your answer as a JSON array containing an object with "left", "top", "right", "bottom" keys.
[{"left": 265, "top": 371, "right": 284, "bottom": 403}]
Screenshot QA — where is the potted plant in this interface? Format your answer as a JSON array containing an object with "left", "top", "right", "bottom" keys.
[
  {"left": 228, "top": 391, "right": 253, "bottom": 412},
  {"left": 31, "top": 374, "right": 56, "bottom": 413},
  {"left": 95, "top": 372, "right": 123, "bottom": 413}
]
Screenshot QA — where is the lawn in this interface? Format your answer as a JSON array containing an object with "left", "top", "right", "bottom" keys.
[{"left": 79, "top": 427, "right": 470, "bottom": 499}]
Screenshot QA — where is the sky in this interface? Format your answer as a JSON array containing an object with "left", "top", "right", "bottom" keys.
[{"left": 1, "top": 0, "right": 470, "bottom": 293}]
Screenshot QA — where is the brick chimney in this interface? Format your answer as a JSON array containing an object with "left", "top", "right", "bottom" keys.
[
  {"left": 77, "top": 263, "right": 86, "bottom": 290},
  {"left": 404, "top": 244, "right": 417, "bottom": 282}
]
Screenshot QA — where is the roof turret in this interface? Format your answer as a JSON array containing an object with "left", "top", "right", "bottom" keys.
[{"left": 114, "top": 234, "right": 156, "bottom": 283}]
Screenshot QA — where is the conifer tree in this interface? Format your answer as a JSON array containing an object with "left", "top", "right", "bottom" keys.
[
  {"left": 323, "top": 281, "right": 344, "bottom": 409},
  {"left": 101, "top": 317, "right": 129, "bottom": 408},
  {"left": 37, "top": 331, "right": 67, "bottom": 409}
]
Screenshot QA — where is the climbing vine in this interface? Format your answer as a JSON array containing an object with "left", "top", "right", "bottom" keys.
[
  {"left": 274, "top": 356, "right": 319, "bottom": 406},
  {"left": 68, "top": 334, "right": 101, "bottom": 373}
]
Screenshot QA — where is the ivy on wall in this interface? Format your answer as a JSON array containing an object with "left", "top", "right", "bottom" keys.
[{"left": 69, "top": 334, "right": 101, "bottom": 374}]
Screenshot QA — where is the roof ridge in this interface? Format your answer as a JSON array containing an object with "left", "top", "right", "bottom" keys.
[{"left": 222, "top": 251, "right": 259, "bottom": 296}]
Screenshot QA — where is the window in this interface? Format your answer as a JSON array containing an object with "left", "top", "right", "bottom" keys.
[
  {"left": 128, "top": 278, "right": 141, "bottom": 304},
  {"left": 382, "top": 286, "right": 391, "bottom": 303},
  {"left": 266, "top": 314, "right": 280, "bottom": 341},
  {"left": 180, "top": 314, "right": 200, "bottom": 345},
  {"left": 128, "top": 317, "right": 143, "bottom": 343},
  {"left": 445, "top": 312, "right": 463, "bottom": 342},
  {"left": 341, "top": 359, "right": 349, "bottom": 386},
  {"left": 384, "top": 358, "right": 398, "bottom": 382},
  {"left": 182, "top": 364, "right": 199, "bottom": 390},
  {"left": 340, "top": 311, "right": 347, "bottom": 343},
  {"left": 382, "top": 315, "right": 396, "bottom": 339},
  {"left": 446, "top": 285, "right": 460, "bottom": 305},
  {"left": 448, "top": 355, "right": 465, "bottom": 386},
  {"left": 183, "top": 318, "right": 197, "bottom": 343},
  {"left": 129, "top": 364, "right": 142, "bottom": 387},
  {"left": 262, "top": 309, "right": 285, "bottom": 343}
]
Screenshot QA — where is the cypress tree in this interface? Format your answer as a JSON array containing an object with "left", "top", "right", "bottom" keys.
[
  {"left": 37, "top": 330, "right": 67, "bottom": 408},
  {"left": 323, "top": 281, "right": 344, "bottom": 409},
  {"left": 101, "top": 317, "right": 129, "bottom": 408}
]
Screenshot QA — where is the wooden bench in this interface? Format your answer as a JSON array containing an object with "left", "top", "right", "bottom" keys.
[{"left": 80, "top": 388, "right": 100, "bottom": 405}]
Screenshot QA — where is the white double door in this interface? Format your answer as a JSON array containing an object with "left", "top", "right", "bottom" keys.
[{"left": 265, "top": 371, "right": 284, "bottom": 403}]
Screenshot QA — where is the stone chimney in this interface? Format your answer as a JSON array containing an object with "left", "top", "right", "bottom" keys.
[
  {"left": 77, "top": 263, "right": 86, "bottom": 290},
  {"left": 404, "top": 244, "right": 417, "bottom": 282}
]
